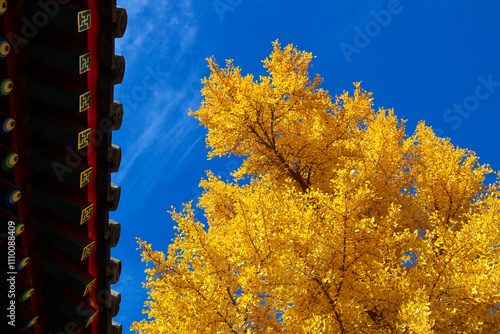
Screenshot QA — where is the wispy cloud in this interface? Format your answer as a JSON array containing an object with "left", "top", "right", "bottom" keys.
[
  {"left": 117, "top": 0, "right": 198, "bottom": 64},
  {"left": 114, "top": 77, "right": 203, "bottom": 181},
  {"left": 112, "top": 2, "right": 205, "bottom": 328},
  {"left": 114, "top": 0, "right": 204, "bottom": 194}
]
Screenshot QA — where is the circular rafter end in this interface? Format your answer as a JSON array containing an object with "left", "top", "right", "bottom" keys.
[
  {"left": 112, "top": 321, "right": 123, "bottom": 334},
  {"left": 113, "top": 55, "right": 125, "bottom": 85},
  {"left": 108, "top": 257, "right": 122, "bottom": 284},
  {"left": 115, "top": 7, "right": 127, "bottom": 38},
  {"left": 107, "top": 219, "right": 121, "bottom": 248},
  {"left": 108, "top": 144, "right": 122, "bottom": 173},
  {"left": 111, "top": 101, "right": 123, "bottom": 131},
  {"left": 108, "top": 290, "right": 121, "bottom": 318},
  {"left": 107, "top": 184, "right": 121, "bottom": 212}
]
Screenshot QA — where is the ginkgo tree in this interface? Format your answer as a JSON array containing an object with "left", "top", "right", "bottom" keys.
[{"left": 132, "top": 41, "right": 500, "bottom": 333}]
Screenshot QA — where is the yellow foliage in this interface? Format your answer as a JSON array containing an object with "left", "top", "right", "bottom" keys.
[{"left": 132, "top": 41, "right": 500, "bottom": 333}]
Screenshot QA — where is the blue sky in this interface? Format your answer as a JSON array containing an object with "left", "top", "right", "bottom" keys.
[{"left": 112, "top": 0, "right": 500, "bottom": 331}]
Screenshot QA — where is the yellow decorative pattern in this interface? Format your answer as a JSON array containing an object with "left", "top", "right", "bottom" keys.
[
  {"left": 78, "top": 128, "right": 91, "bottom": 149},
  {"left": 78, "top": 10, "right": 91, "bottom": 32},
  {"left": 81, "top": 241, "right": 94, "bottom": 261},
  {"left": 83, "top": 278, "right": 95, "bottom": 297},
  {"left": 79, "top": 91, "right": 91, "bottom": 112},
  {"left": 20, "top": 257, "right": 30, "bottom": 267},
  {"left": 83, "top": 278, "right": 95, "bottom": 296},
  {"left": 85, "top": 310, "right": 97, "bottom": 328},
  {"left": 81, "top": 203, "right": 93, "bottom": 224},
  {"left": 0, "top": 40, "right": 9, "bottom": 57},
  {"left": 80, "top": 167, "right": 92, "bottom": 187},
  {"left": 28, "top": 316, "right": 39, "bottom": 328},
  {"left": 26, "top": 288, "right": 35, "bottom": 299},
  {"left": 79, "top": 52, "right": 91, "bottom": 74}
]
